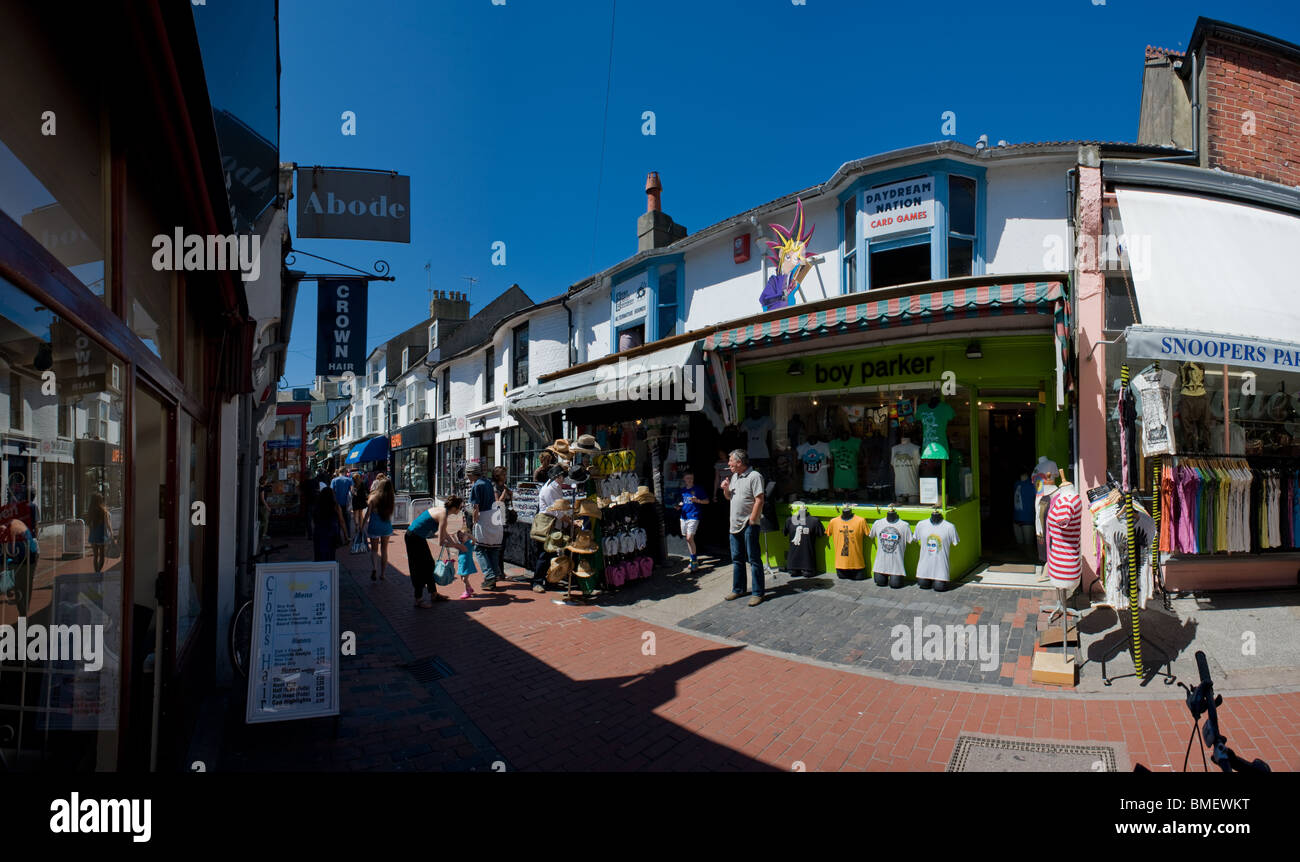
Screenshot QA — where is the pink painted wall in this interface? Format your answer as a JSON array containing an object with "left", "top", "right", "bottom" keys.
[{"left": 1074, "top": 163, "right": 1107, "bottom": 594}]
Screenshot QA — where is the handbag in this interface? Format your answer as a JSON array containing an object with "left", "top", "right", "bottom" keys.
[
  {"left": 433, "top": 548, "right": 457, "bottom": 587},
  {"left": 350, "top": 514, "right": 370, "bottom": 554},
  {"left": 530, "top": 510, "right": 556, "bottom": 542},
  {"left": 472, "top": 484, "right": 506, "bottom": 546}
]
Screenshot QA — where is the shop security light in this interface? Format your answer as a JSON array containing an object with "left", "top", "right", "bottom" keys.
[{"left": 965, "top": 342, "right": 983, "bottom": 359}]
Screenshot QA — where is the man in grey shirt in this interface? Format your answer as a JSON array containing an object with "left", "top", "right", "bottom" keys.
[{"left": 720, "top": 449, "right": 766, "bottom": 606}]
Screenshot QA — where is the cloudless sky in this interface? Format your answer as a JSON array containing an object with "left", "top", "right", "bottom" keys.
[{"left": 276, "top": 0, "right": 1300, "bottom": 389}]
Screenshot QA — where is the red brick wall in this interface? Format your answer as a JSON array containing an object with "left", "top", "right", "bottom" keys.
[{"left": 1204, "top": 37, "right": 1300, "bottom": 186}]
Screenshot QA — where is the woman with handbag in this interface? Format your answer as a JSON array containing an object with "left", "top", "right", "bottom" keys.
[
  {"left": 405, "top": 496, "right": 465, "bottom": 607},
  {"left": 366, "top": 477, "right": 397, "bottom": 581},
  {"left": 311, "top": 485, "right": 349, "bottom": 562},
  {"left": 351, "top": 472, "right": 368, "bottom": 538},
  {"left": 87, "top": 493, "right": 115, "bottom": 573}
]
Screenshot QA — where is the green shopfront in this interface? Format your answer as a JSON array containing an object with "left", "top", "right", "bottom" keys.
[{"left": 707, "top": 278, "right": 1071, "bottom": 582}]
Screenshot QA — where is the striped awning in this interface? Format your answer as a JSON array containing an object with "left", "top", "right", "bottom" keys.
[{"left": 705, "top": 279, "right": 1073, "bottom": 407}]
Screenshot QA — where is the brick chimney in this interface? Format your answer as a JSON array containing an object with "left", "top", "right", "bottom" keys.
[
  {"left": 637, "top": 171, "right": 687, "bottom": 252},
  {"left": 429, "top": 289, "right": 470, "bottom": 322}
]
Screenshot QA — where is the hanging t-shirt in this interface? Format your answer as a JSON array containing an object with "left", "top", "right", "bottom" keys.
[
  {"left": 784, "top": 515, "right": 825, "bottom": 573},
  {"left": 1131, "top": 366, "right": 1177, "bottom": 457},
  {"left": 1096, "top": 502, "right": 1156, "bottom": 610},
  {"left": 913, "top": 518, "right": 960, "bottom": 581},
  {"left": 870, "top": 517, "right": 913, "bottom": 576},
  {"left": 891, "top": 441, "right": 921, "bottom": 499},
  {"left": 740, "top": 415, "right": 774, "bottom": 459},
  {"left": 827, "top": 514, "right": 869, "bottom": 570},
  {"left": 1012, "top": 479, "right": 1036, "bottom": 525},
  {"left": 1044, "top": 485, "right": 1082, "bottom": 585},
  {"left": 916, "top": 400, "right": 956, "bottom": 460},
  {"left": 796, "top": 441, "right": 832, "bottom": 492},
  {"left": 828, "top": 437, "right": 862, "bottom": 490}
]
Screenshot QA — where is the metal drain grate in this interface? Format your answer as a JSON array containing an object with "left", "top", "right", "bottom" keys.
[
  {"left": 582, "top": 610, "right": 612, "bottom": 620},
  {"left": 947, "top": 735, "right": 1118, "bottom": 772},
  {"left": 403, "top": 656, "right": 455, "bottom": 683}
]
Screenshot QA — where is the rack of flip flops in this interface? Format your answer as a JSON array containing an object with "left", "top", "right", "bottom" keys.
[{"left": 590, "top": 447, "right": 656, "bottom": 590}]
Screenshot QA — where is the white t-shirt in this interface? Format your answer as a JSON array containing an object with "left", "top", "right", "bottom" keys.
[
  {"left": 1131, "top": 367, "right": 1177, "bottom": 457},
  {"left": 796, "top": 441, "right": 832, "bottom": 492},
  {"left": 870, "top": 517, "right": 913, "bottom": 576},
  {"left": 913, "top": 518, "right": 959, "bottom": 581},
  {"left": 891, "top": 441, "right": 921, "bottom": 498},
  {"left": 740, "top": 415, "right": 775, "bottom": 459}
]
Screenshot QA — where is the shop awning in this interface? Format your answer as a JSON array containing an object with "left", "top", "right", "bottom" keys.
[
  {"left": 507, "top": 339, "right": 731, "bottom": 431},
  {"left": 703, "top": 279, "right": 1072, "bottom": 407},
  {"left": 1113, "top": 187, "right": 1300, "bottom": 344},
  {"left": 344, "top": 436, "right": 389, "bottom": 465}
]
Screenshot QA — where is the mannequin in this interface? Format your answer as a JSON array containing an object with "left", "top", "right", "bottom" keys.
[
  {"left": 1042, "top": 469, "right": 1083, "bottom": 644},
  {"left": 891, "top": 436, "right": 921, "bottom": 503},
  {"left": 913, "top": 505, "right": 959, "bottom": 591},
  {"left": 829, "top": 428, "right": 862, "bottom": 493},
  {"left": 828, "top": 503, "right": 868, "bottom": 580},
  {"left": 796, "top": 433, "right": 831, "bottom": 497},
  {"left": 1179, "top": 361, "right": 1210, "bottom": 452},
  {"left": 870, "top": 503, "right": 911, "bottom": 589},
  {"left": 783, "top": 502, "right": 824, "bottom": 578},
  {"left": 1032, "top": 455, "right": 1059, "bottom": 562}
]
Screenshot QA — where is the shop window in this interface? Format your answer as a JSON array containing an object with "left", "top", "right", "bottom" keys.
[
  {"left": 657, "top": 265, "right": 679, "bottom": 340},
  {"left": 948, "top": 237, "right": 974, "bottom": 278},
  {"left": 769, "top": 379, "right": 973, "bottom": 507},
  {"left": 949, "top": 175, "right": 977, "bottom": 236},
  {"left": 512, "top": 323, "right": 529, "bottom": 388},
  {"left": 367, "top": 404, "right": 378, "bottom": 434},
  {"left": 7, "top": 371, "right": 22, "bottom": 430},
  {"left": 176, "top": 417, "right": 206, "bottom": 654},
  {"left": 502, "top": 425, "right": 544, "bottom": 486},
  {"left": 436, "top": 439, "right": 466, "bottom": 498},
  {"left": 0, "top": 273, "right": 125, "bottom": 770},
  {"left": 395, "top": 447, "right": 430, "bottom": 495},
  {"left": 441, "top": 367, "right": 450, "bottom": 414},
  {"left": 618, "top": 325, "right": 645, "bottom": 352},
  {"left": 484, "top": 346, "right": 495, "bottom": 403},
  {"left": 869, "top": 242, "right": 931, "bottom": 290},
  {"left": 1104, "top": 275, "right": 1140, "bottom": 332},
  {"left": 843, "top": 197, "right": 858, "bottom": 293}
]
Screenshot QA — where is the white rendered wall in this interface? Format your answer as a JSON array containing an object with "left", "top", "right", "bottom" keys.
[{"left": 984, "top": 159, "right": 1070, "bottom": 275}]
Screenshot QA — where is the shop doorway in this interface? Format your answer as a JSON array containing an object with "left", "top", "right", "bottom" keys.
[{"left": 979, "top": 406, "right": 1035, "bottom": 560}]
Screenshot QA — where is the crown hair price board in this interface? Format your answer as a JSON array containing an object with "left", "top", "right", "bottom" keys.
[{"left": 245, "top": 561, "right": 341, "bottom": 723}]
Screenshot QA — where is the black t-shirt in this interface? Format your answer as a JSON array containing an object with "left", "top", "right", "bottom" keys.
[{"left": 784, "top": 516, "right": 825, "bottom": 573}]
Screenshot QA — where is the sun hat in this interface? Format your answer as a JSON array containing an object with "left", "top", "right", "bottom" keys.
[
  {"left": 575, "top": 557, "right": 596, "bottom": 579},
  {"left": 547, "top": 555, "right": 573, "bottom": 583},
  {"left": 566, "top": 531, "right": 598, "bottom": 554},
  {"left": 634, "top": 486, "right": 656, "bottom": 505},
  {"left": 546, "top": 498, "right": 572, "bottom": 513},
  {"left": 576, "top": 498, "right": 602, "bottom": 520},
  {"left": 573, "top": 433, "right": 602, "bottom": 454},
  {"left": 546, "top": 439, "right": 573, "bottom": 461},
  {"left": 543, "top": 530, "right": 568, "bottom": 553}
]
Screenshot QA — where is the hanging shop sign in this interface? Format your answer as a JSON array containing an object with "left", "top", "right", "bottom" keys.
[
  {"left": 612, "top": 271, "right": 651, "bottom": 328},
  {"left": 863, "top": 176, "right": 934, "bottom": 239},
  {"left": 296, "top": 167, "right": 410, "bottom": 243},
  {"left": 812, "top": 353, "right": 937, "bottom": 387},
  {"left": 245, "top": 561, "right": 340, "bottom": 724},
  {"left": 316, "top": 278, "right": 368, "bottom": 376},
  {"left": 1126, "top": 326, "right": 1300, "bottom": 375},
  {"left": 49, "top": 320, "right": 107, "bottom": 396}
]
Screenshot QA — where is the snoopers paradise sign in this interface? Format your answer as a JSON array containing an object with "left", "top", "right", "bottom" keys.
[
  {"left": 863, "top": 176, "right": 934, "bottom": 239},
  {"left": 297, "top": 167, "right": 410, "bottom": 243},
  {"left": 317, "top": 278, "right": 367, "bottom": 376}
]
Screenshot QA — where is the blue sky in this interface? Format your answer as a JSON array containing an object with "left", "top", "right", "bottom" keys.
[{"left": 276, "top": 0, "right": 1300, "bottom": 389}]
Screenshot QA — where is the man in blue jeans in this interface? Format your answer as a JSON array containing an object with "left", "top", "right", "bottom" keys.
[
  {"left": 720, "top": 449, "right": 766, "bottom": 606},
  {"left": 466, "top": 461, "right": 504, "bottom": 591}
]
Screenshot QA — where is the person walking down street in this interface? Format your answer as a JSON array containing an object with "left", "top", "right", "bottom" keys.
[
  {"left": 530, "top": 465, "right": 569, "bottom": 593},
  {"left": 676, "top": 470, "right": 708, "bottom": 572},
  {"left": 87, "top": 493, "right": 115, "bottom": 573},
  {"left": 467, "top": 461, "right": 505, "bottom": 591},
  {"left": 330, "top": 468, "right": 354, "bottom": 540},
  {"left": 351, "top": 472, "right": 368, "bottom": 537},
  {"left": 366, "top": 476, "right": 397, "bottom": 581},
  {"left": 721, "top": 449, "right": 766, "bottom": 606},
  {"left": 405, "top": 496, "right": 463, "bottom": 607},
  {"left": 311, "top": 485, "right": 348, "bottom": 562}
]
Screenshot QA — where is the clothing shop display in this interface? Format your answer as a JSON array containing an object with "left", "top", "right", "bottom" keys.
[
  {"left": 1093, "top": 498, "right": 1157, "bottom": 610},
  {"left": 740, "top": 414, "right": 774, "bottom": 459},
  {"left": 917, "top": 399, "right": 955, "bottom": 459},
  {"left": 796, "top": 440, "right": 832, "bottom": 492},
  {"left": 1131, "top": 365, "right": 1177, "bottom": 457},
  {"left": 913, "top": 516, "right": 959, "bottom": 582},
  {"left": 1179, "top": 362, "right": 1211, "bottom": 453},
  {"left": 829, "top": 435, "right": 862, "bottom": 490},
  {"left": 787, "top": 415, "right": 805, "bottom": 449},
  {"left": 891, "top": 439, "right": 921, "bottom": 501},
  {"left": 1044, "top": 482, "right": 1082, "bottom": 586},
  {"left": 827, "top": 511, "right": 870, "bottom": 570},
  {"left": 1031, "top": 455, "right": 1059, "bottom": 556},
  {"left": 783, "top": 510, "right": 825, "bottom": 576},
  {"left": 869, "top": 515, "right": 912, "bottom": 576}
]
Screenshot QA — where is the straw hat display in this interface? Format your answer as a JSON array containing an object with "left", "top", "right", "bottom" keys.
[
  {"left": 633, "top": 486, "right": 657, "bottom": 505},
  {"left": 576, "top": 498, "right": 602, "bottom": 520},
  {"left": 546, "top": 498, "right": 572, "bottom": 513},
  {"left": 543, "top": 530, "right": 568, "bottom": 553},
  {"left": 575, "top": 558, "right": 596, "bottom": 579},
  {"left": 573, "top": 433, "right": 602, "bottom": 454},
  {"left": 566, "top": 531, "right": 598, "bottom": 554},
  {"left": 547, "top": 555, "right": 573, "bottom": 583},
  {"left": 546, "top": 439, "right": 573, "bottom": 461}
]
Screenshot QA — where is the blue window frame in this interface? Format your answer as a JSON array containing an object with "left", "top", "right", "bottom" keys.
[
  {"left": 609, "top": 254, "right": 684, "bottom": 351},
  {"left": 839, "top": 160, "right": 986, "bottom": 293}
]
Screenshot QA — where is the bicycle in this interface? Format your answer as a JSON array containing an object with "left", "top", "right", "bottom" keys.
[{"left": 230, "top": 540, "right": 287, "bottom": 679}]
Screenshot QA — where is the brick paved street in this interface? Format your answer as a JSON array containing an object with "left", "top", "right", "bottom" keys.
[{"left": 220, "top": 533, "right": 1300, "bottom": 772}]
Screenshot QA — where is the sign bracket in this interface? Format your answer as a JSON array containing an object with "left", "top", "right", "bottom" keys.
[{"left": 285, "top": 249, "right": 395, "bottom": 282}]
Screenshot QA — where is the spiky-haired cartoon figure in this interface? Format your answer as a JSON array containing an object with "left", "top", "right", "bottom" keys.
[{"left": 759, "top": 198, "right": 815, "bottom": 310}]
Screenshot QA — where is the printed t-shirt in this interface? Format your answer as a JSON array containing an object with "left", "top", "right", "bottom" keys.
[
  {"left": 678, "top": 485, "right": 705, "bottom": 521},
  {"left": 891, "top": 442, "right": 921, "bottom": 498},
  {"left": 796, "top": 442, "right": 832, "bottom": 492},
  {"left": 913, "top": 518, "right": 959, "bottom": 581},
  {"left": 916, "top": 401, "right": 956, "bottom": 459},
  {"left": 740, "top": 415, "right": 774, "bottom": 459},
  {"left": 784, "top": 516, "right": 825, "bottom": 573},
  {"left": 1130, "top": 367, "right": 1176, "bottom": 457},
  {"left": 828, "top": 437, "right": 862, "bottom": 490},
  {"left": 870, "top": 517, "right": 912, "bottom": 576},
  {"left": 1044, "top": 486, "right": 1082, "bottom": 584},
  {"left": 827, "top": 514, "right": 869, "bottom": 570},
  {"left": 1012, "top": 479, "right": 1036, "bottom": 524}
]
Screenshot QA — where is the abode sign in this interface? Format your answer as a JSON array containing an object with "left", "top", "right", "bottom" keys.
[{"left": 297, "top": 167, "right": 410, "bottom": 243}]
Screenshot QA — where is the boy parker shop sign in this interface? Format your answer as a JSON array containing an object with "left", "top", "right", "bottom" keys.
[{"left": 814, "top": 353, "right": 937, "bottom": 386}]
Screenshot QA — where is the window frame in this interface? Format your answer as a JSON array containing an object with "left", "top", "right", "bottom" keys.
[
  {"left": 511, "top": 322, "right": 529, "bottom": 388},
  {"left": 484, "top": 345, "right": 495, "bottom": 404},
  {"left": 440, "top": 367, "right": 450, "bottom": 415}
]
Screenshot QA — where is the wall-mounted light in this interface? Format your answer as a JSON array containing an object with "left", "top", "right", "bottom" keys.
[
  {"left": 787, "top": 360, "right": 804, "bottom": 376},
  {"left": 965, "top": 342, "right": 982, "bottom": 359}
]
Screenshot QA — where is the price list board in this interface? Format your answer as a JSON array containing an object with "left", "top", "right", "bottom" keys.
[{"left": 245, "top": 561, "right": 340, "bottom": 724}]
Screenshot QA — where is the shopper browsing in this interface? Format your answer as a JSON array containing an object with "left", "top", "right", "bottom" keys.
[
  {"left": 404, "top": 496, "right": 463, "bottom": 607},
  {"left": 467, "top": 461, "right": 505, "bottom": 591},
  {"left": 676, "top": 471, "right": 708, "bottom": 572}
]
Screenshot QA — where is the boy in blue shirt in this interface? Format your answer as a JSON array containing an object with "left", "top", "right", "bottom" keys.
[{"left": 676, "top": 471, "right": 709, "bottom": 572}]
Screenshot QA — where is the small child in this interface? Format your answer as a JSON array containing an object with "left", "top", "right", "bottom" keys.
[{"left": 455, "top": 529, "right": 477, "bottom": 599}]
